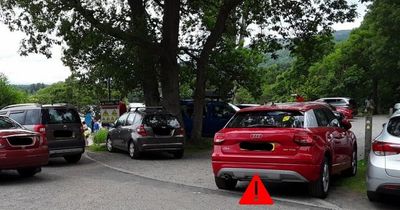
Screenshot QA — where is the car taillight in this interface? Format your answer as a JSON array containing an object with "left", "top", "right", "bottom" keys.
[
  {"left": 0, "top": 138, "right": 7, "bottom": 149},
  {"left": 293, "top": 132, "right": 314, "bottom": 146},
  {"left": 136, "top": 125, "right": 147, "bottom": 136},
  {"left": 214, "top": 133, "right": 225, "bottom": 145},
  {"left": 34, "top": 124, "right": 47, "bottom": 141},
  {"left": 372, "top": 141, "right": 400, "bottom": 156},
  {"left": 175, "top": 127, "right": 185, "bottom": 136}
]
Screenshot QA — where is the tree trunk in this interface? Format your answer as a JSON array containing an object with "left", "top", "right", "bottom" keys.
[
  {"left": 159, "top": 0, "right": 181, "bottom": 118},
  {"left": 372, "top": 77, "right": 379, "bottom": 114},
  {"left": 129, "top": 0, "right": 160, "bottom": 106},
  {"left": 190, "top": 0, "right": 243, "bottom": 143}
]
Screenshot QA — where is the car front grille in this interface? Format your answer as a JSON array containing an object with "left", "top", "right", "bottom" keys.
[{"left": 7, "top": 136, "right": 35, "bottom": 146}]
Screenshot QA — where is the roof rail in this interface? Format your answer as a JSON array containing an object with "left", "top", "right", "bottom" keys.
[
  {"left": 2, "top": 103, "right": 41, "bottom": 110},
  {"left": 134, "top": 106, "right": 165, "bottom": 112}
]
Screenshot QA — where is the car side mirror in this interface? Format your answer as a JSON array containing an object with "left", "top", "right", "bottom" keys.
[{"left": 341, "top": 119, "right": 352, "bottom": 130}]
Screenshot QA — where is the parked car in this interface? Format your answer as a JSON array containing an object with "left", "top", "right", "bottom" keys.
[
  {"left": 235, "top": 104, "right": 261, "bottom": 109},
  {"left": 181, "top": 100, "right": 238, "bottom": 137},
  {"left": 315, "top": 97, "right": 358, "bottom": 119},
  {"left": 0, "top": 116, "right": 48, "bottom": 177},
  {"left": 211, "top": 102, "right": 357, "bottom": 198},
  {"left": 0, "top": 103, "right": 85, "bottom": 163},
  {"left": 367, "top": 112, "right": 400, "bottom": 202},
  {"left": 106, "top": 107, "right": 185, "bottom": 159},
  {"left": 393, "top": 103, "right": 400, "bottom": 113}
]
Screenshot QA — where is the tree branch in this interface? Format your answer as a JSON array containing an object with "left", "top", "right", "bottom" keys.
[{"left": 61, "top": 0, "right": 160, "bottom": 52}]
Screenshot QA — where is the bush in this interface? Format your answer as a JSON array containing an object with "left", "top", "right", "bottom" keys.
[{"left": 93, "top": 128, "right": 108, "bottom": 145}]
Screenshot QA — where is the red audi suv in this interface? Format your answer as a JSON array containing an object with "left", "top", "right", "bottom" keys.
[
  {"left": 211, "top": 103, "right": 357, "bottom": 198},
  {"left": 0, "top": 116, "right": 49, "bottom": 177}
]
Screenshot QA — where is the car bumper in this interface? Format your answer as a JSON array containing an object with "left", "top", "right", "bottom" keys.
[
  {"left": 137, "top": 137, "right": 184, "bottom": 152},
  {"left": 0, "top": 146, "right": 49, "bottom": 169},
  {"left": 212, "top": 161, "right": 320, "bottom": 182},
  {"left": 48, "top": 138, "right": 85, "bottom": 157},
  {"left": 49, "top": 147, "right": 85, "bottom": 157},
  {"left": 367, "top": 152, "right": 400, "bottom": 195}
]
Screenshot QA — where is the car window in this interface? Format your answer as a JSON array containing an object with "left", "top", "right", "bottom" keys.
[
  {"left": 0, "top": 116, "right": 22, "bottom": 129},
  {"left": 304, "top": 110, "right": 318, "bottom": 128},
  {"left": 143, "top": 114, "right": 180, "bottom": 128},
  {"left": 116, "top": 113, "right": 129, "bottom": 126},
  {"left": 226, "top": 111, "right": 304, "bottom": 128},
  {"left": 9, "top": 111, "right": 26, "bottom": 125},
  {"left": 322, "top": 108, "right": 338, "bottom": 127},
  {"left": 212, "top": 103, "right": 235, "bottom": 118},
  {"left": 133, "top": 114, "right": 142, "bottom": 126},
  {"left": 314, "top": 109, "right": 329, "bottom": 127},
  {"left": 25, "top": 109, "right": 40, "bottom": 125},
  {"left": 126, "top": 113, "right": 135, "bottom": 125},
  {"left": 43, "top": 108, "right": 81, "bottom": 124},
  {"left": 387, "top": 117, "right": 400, "bottom": 137}
]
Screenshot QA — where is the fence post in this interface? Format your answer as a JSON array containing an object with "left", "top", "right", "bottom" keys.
[{"left": 364, "top": 115, "right": 373, "bottom": 161}]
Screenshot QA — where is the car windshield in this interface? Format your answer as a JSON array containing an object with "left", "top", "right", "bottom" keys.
[
  {"left": 143, "top": 114, "right": 180, "bottom": 128},
  {"left": 226, "top": 110, "right": 304, "bottom": 128},
  {"left": 0, "top": 116, "right": 22, "bottom": 130},
  {"left": 388, "top": 116, "right": 400, "bottom": 137}
]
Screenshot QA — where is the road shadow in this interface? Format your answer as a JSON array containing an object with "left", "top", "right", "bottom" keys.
[
  {"left": 0, "top": 170, "right": 53, "bottom": 186},
  {"left": 45, "top": 156, "right": 93, "bottom": 168}
]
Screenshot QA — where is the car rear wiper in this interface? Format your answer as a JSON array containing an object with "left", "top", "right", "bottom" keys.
[{"left": 247, "top": 124, "right": 277, "bottom": 128}]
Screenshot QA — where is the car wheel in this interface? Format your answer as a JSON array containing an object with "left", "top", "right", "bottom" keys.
[
  {"left": 64, "top": 154, "right": 82, "bottom": 164},
  {"left": 172, "top": 149, "right": 184, "bottom": 159},
  {"left": 17, "top": 167, "right": 41, "bottom": 177},
  {"left": 343, "top": 147, "right": 357, "bottom": 177},
  {"left": 128, "top": 140, "right": 140, "bottom": 159},
  {"left": 106, "top": 137, "right": 115, "bottom": 152},
  {"left": 367, "top": 191, "right": 381, "bottom": 202},
  {"left": 309, "top": 157, "right": 330, "bottom": 198},
  {"left": 215, "top": 176, "right": 237, "bottom": 190}
]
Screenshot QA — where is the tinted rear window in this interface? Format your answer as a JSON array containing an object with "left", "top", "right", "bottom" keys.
[
  {"left": 0, "top": 117, "right": 22, "bottom": 129},
  {"left": 388, "top": 117, "right": 400, "bottom": 137},
  {"left": 143, "top": 114, "right": 180, "bottom": 128},
  {"left": 227, "top": 111, "right": 304, "bottom": 128},
  {"left": 25, "top": 109, "right": 41, "bottom": 124},
  {"left": 42, "top": 108, "right": 81, "bottom": 124}
]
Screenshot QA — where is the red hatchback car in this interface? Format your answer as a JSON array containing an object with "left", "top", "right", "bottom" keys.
[
  {"left": 212, "top": 103, "right": 357, "bottom": 198},
  {"left": 0, "top": 116, "right": 48, "bottom": 177}
]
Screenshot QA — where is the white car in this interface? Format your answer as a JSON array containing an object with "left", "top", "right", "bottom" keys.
[{"left": 367, "top": 112, "right": 400, "bottom": 201}]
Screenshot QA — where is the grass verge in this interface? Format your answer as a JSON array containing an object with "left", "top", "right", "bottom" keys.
[
  {"left": 335, "top": 160, "right": 367, "bottom": 193},
  {"left": 185, "top": 138, "right": 213, "bottom": 154},
  {"left": 88, "top": 144, "right": 107, "bottom": 152}
]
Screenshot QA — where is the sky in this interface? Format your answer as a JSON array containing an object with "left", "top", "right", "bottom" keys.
[{"left": 0, "top": 1, "right": 368, "bottom": 85}]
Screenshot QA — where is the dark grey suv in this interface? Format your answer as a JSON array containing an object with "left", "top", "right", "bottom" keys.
[
  {"left": 107, "top": 107, "right": 185, "bottom": 159},
  {"left": 0, "top": 103, "right": 85, "bottom": 163}
]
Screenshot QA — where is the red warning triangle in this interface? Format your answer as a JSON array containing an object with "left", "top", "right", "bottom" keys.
[{"left": 239, "top": 175, "right": 274, "bottom": 205}]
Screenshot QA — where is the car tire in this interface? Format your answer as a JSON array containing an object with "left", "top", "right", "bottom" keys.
[
  {"left": 172, "top": 149, "right": 184, "bottom": 159},
  {"left": 128, "top": 140, "right": 140, "bottom": 159},
  {"left": 343, "top": 147, "right": 357, "bottom": 177},
  {"left": 18, "top": 167, "right": 41, "bottom": 177},
  {"left": 106, "top": 137, "right": 115, "bottom": 152},
  {"left": 64, "top": 154, "right": 82, "bottom": 164},
  {"left": 309, "top": 157, "right": 330, "bottom": 198},
  {"left": 367, "top": 191, "right": 381, "bottom": 202},
  {"left": 215, "top": 176, "right": 237, "bottom": 190}
]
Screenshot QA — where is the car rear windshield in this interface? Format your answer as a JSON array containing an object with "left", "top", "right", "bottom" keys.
[
  {"left": 42, "top": 108, "right": 81, "bottom": 124},
  {"left": 388, "top": 117, "right": 400, "bottom": 137},
  {"left": 143, "top": 114, "right": 180, "bottom": 128},
  {"left": 0, "top": 117, "right": 22, "bottom": 129},
  {"left": 226, "top": 110, "right": 304, "bottom": 128}
]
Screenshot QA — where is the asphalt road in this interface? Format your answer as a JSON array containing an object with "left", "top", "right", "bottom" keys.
[
  {"left": 0, "top": 157, "right": 325, "bottom": 210},
  {"left": 0, "top": 115, "right": 396, "bottom": 210}
]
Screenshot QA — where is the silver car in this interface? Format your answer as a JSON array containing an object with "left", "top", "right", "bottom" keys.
[{"left": 367, "top": 113, "right": 400, "bottom": 201}]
